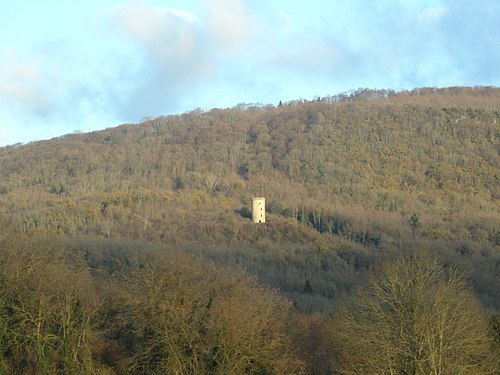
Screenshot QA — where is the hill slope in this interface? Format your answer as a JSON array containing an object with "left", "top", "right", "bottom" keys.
[{"left": 1, "top": 86, "right": 499, "bottom": 310}]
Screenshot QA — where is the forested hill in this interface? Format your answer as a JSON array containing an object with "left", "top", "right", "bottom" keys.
[
  {"left": 0, "top": 86, "right": 499, "bottom": 309},
  {"left": 0, "top": 86, "right": 499, "bottom": 373}
]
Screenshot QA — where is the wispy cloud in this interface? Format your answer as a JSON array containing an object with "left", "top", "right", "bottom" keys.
[
  {"left": 201, "top": 0, "right": 255, "bottom": 54},
  {"left": 103, "top": 0, "right": 257, "bottom": 119},
  {"left": 0, "top": 50, "right": 54, "bottom": 116},
  {"left": 101, "top": 0, "right": 500, "bottom": 117},
  {"left": 275, "top": 0, "right": 500, "bottom": 89}
]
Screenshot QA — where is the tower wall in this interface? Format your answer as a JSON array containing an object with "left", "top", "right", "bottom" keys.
[{"left": 251, "top": 197, "right": 265, "bottom": 223}]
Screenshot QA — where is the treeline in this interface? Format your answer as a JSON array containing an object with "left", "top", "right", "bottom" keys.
[{"left": 0, "top": 231, "right": 498, "bottom": 374}]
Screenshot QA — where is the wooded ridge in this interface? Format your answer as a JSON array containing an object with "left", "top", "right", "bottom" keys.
[{"left": 0, "top": 86, "right": 498, "bottom": 373}]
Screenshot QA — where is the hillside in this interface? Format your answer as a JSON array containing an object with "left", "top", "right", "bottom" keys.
[
  {"left": 1, "top": 86, "right": 499, "bottom": 309},
  {"left": 1, "top": 86, "right": 499, "bottom": 373}
]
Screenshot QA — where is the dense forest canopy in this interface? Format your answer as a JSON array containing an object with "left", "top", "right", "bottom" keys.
[{"left": 0, "top": 86, "right": 499, "bottom": 373}]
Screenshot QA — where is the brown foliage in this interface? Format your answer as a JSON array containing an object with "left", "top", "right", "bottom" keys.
[{"left": 336, "top": 255, "right": 499, "bottom": 375}]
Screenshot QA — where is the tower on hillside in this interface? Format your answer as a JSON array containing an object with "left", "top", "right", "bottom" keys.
[{"left": 251, "top": 197, "right": 265, "bottom": 223}]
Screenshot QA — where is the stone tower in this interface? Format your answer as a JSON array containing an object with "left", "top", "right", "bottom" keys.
[{"left": 251, "top": 197, "right": 266, "bottom": 223}]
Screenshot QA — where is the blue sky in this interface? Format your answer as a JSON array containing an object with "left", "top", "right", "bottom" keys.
[{"left": 0, "top": 0, "right": 499, "bottom": 146}]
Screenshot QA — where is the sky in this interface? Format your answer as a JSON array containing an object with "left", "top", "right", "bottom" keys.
[{"left": 0, "top": 0, "right": 499, "bottom": 146}]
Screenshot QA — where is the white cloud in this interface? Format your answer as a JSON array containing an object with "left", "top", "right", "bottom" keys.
[
  {"left": 102, "top": 0, "right": 260, "bottom": 119},
  {"left": 108, "top": 4, "right": 199, "bottom": 44},
  {"left": 108, "top": 1, "right": 255, "bottom": 66},
  {"left": 201, "top": 0, "right": 255, "bottom": 54},
  {"left": 0, "top": 50, "right": 54, "bottom": 116},
  {"left": 103, "top": 4, "right": 209, "bottom": 118}
]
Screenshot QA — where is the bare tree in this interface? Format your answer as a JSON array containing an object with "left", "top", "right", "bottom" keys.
[
  {"left": 125, "top": 252, "right": 304, "bottom": 374},
  {"left": 337, "top": 255, "right": 498, "bottom": 375}
]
